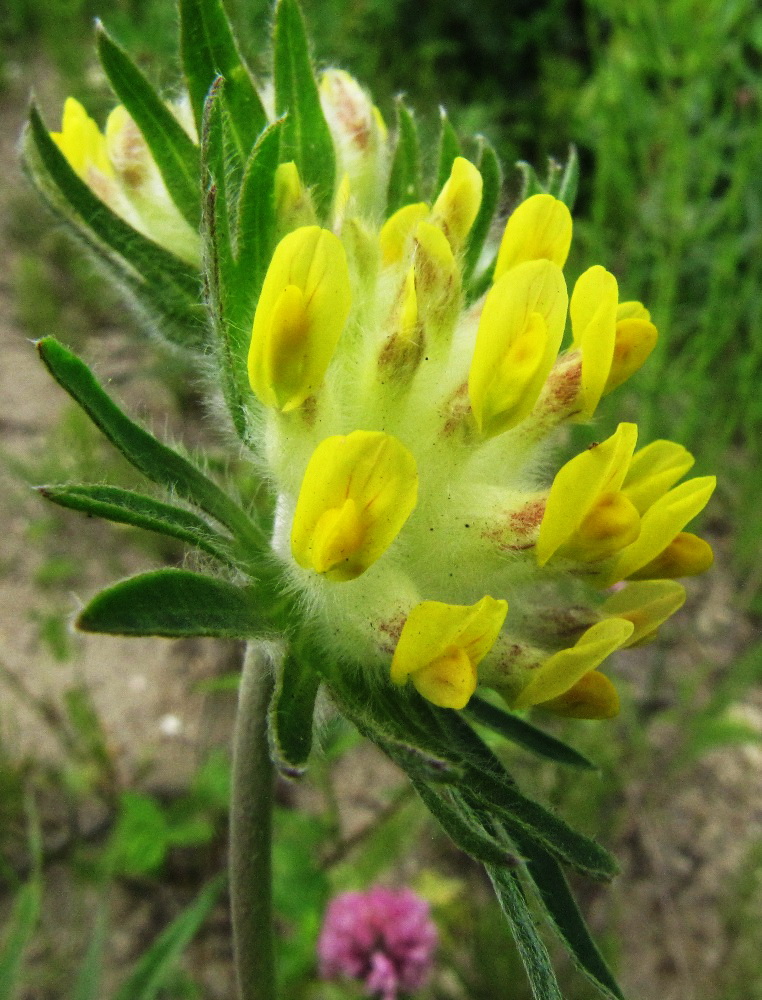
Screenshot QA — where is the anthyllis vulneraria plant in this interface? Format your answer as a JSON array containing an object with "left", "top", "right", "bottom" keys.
[{"left": 23, "top": 0, "right": 715, "bottom": 997}]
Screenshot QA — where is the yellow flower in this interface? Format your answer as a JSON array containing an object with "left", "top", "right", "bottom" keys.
[
  {"left": 379, "top": 202, "right": 430, "bottom": 266},
  {"left": 391, "top": 597, "right": 508, "bottom": 709},
  {"left": 601, "top": 579, "right": 686, "bottom": 646},
  {"left": 248, "top": 226, "right": 352, "bottom": 411},
  {"left": 604, "top": 302, "right": 658, "bottom": 395},
  {"left": 430, "top": 156, "right": 483, "bottom": 251},
  {"left": 468, "top": 259, "right": 568, "bottom": 436},
  {"left": 51, "top": 97, "right": 113, "bottom": 180},
  {"left": 290, "top": 431, "right": 418, "bottom": 581},
  {"left": 569, "top": 265, "right": 619, "bottom": 420},
  {"left": 536, "top": 423, "right": 715, "bottom": 580},
  {"left": 512, "top": 618, "right": 634, "bottom": 712},
  {"left": 494, "top": 193, "right": 572, "bottom": 280}
]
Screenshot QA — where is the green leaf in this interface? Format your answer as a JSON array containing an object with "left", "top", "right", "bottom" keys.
[
  {"left": 96, "top": 23, "right": 201, "bottom": 227},
  {"left": 412, "top": 781, "right": 517, "bottom": 868},
  {"left": 24, "top": 107, "right": 206, "bottom": 350},
  {"left": 270, "top": 651, "right": 320, "bottom": 772},
  {"left": 235, "top": 120, "right": 284, "bottom": 316},
  {"left": 510, "top": 830, "right": 625, "bottom": 1000},
  {"left": 113, "top": 875, "right": 225, "bottom": 1000},
  {"left": 273, "top": 0, "right": 336, "bottom": 220},
  {"left": 467, "top": 771, "right": 618, "bottom": 882},
  {"left": 434, "top": 108, "right": 461, "bottom": 196},
  {"left": 37, "top": 484, "right": 237, "bottom": 565},
  {"left": 179, "top": 0, "right": 266, "bottom": 157},
  {"left": 0, "top": 880, "right": 42, "bottom": 1000},
  {"left": 465, "top": 696, "right": 597, "bottom": 770},
  {"left": 516, "top": 145, "right": 579, "bottom": 211},
  {"left": 36, "top": 338, "right": 261, "bottom": 548},
  {"left": 486, "top": 865, "right": 564, "bottom": 1000},
  {"left": 387, "top": 100, "right": 422, "bottom": 215},
  {"left": 464, "top": 136, "right": 502, "bottom": 286},
  {"left": 77, "top": 569, "right": 274, "bottom": 638}
]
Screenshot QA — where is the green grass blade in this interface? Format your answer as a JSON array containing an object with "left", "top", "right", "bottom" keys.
[
  {"left": 71, "top": 902, "right": 109, "bottom": 1000},
  {"left": 96, "top": 23, "right": 201, "bottom": 227},
  {"left": 113, "top": 875, "right": 225, "bottom": 1000},
  {"left": 77, "top": 569, "right": 275, "bottom": 638},
  {"left": 434, "top": 108, "right": 461, "bottom": 196},
  {"left": 465, "top": 696, "right": 597, "bottom": 770},
  {"left": 0, "top": 881, "right": 42, "bottom": 1000},
  {"left": 273, "top": 0, "right": 337, "bottom": 220}
]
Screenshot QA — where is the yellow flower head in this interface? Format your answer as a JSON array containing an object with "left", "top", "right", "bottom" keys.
[
  {"left": 391, "top": 597, "right": 508, "bottom": 709},
  {"left": 248, "top": 226, "right": 352, "bottom": 412},
  {"left": 290, "top": 431, "right": 418, "bottom": 581},
  {"left": 430, "top": 156, "right": 483, "bottom": 251}
]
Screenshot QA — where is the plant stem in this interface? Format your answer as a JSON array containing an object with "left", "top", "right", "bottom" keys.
[{"left": 230, "top": 641, "right": 277, "bottom": 1000}]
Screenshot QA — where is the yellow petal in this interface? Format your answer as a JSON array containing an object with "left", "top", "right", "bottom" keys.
[
  {"left": 494, "top": 194, "right": 572, "bottom": 280},
  {"left": 536, "top": 422, "right": 638, "bottom": 566},
  {"left": 51, "top": 97, "right": 112, "bottom": 179},
  {"left": 469, "top": 259, "right": 568, "bottom": 437},
  {"left": 627, "top": 532, "right": 714, "bottom": 580},
  {"left": 559, "top": 490, "right": 641, "bottom": 563},
  {"left": 606, "top": 476, "right": 717, "bottom": 584},
  {"left": 621, "top": 439, "right": 695, "bottom": 513},
  {"left": 380, "top": 202, "right": 430, "bottom": 265},
  {"left": 601, "top": 579, "right": 686, "bottom": 645},
  {"left": 431, "top": 156, "right": 483, "bottom": 250},
  {"left": 604, "top": 318, "right": 658, "bottom": 394},
  {"left": 513, "top": 618, "right": 634, "bottom": 709},
  {"left": 248, "top": 226, "right": 351, "bottom": 411},
  {"left": 537, "top": 670, "right": 620, "bottom": 719},
  {"left": 616, "top": 300, "right": 651, "bottom": 322},
  {"left": 570, "top": 266, "right": 619, "bottom": 419},
  {"left": 391, "top": 596, "right": 508, "bottom": 709},
  {"left": 291, "top": 431, "right": 418, "bottom": 581}
]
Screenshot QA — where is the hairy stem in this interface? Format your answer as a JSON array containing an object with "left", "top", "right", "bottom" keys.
[{"left": 230, "top": 641, "right": 277, "bottom": 1000}]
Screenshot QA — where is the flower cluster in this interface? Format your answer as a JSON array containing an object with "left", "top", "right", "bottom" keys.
[
  {"left": 318, "top": 886, "right": 438, "bottom": 999},
  {"left": 49, "top": 59, "right": 715, "bottom": 723}
]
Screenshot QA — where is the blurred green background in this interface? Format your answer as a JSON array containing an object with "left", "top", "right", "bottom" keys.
[{"left": 1, "top": 1, "right": 761, "bottom": 998}]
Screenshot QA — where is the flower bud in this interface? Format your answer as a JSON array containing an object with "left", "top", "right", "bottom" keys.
[
  {"left": 494, "top": 193, "right": 572, "bottom": 280},
  {"left": 390, "top": 596, "right": 508, "bottom": 709},
  {"left": 601, "top": 579, "right": 686, "bottom": 645},
  {"left": 537, "top": 670, "right": 620, "bottom": 719},
  {"left": 570, "top": 265, "right": 619, "bottom": 419},
  {"left": 628, "top": 532, "right": 714, "bottom": 580},
  {"left": 430, "top": 156, "right": 483, "bottom": 251},
  {"left": 274, "top": 161, "right": 316, "bottom": 234},
  {"left": 291, "top": 431, "right": 418, "bottom": 581},
  {"left": 248, "top": 226, "right": 351, "bottom": 411},
  {"left": 379, "top": 202, "right": 429, "bottom": 266}
]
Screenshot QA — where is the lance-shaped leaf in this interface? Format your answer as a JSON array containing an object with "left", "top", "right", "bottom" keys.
[
  {"left": 434, "top": 108, "right": 461, "bottom": 197},
  {"left": 96, "top": 23, "right": 201, "bottom": 227},
  {"left": 486, "top": 865, "right": 564, "bottom": 1000},
  {"left": 412, "top": 781, "right": 519, "bottom": 868},
  {"left": 466, "top": 770, "right": 618, "bottom": 881},
  {"left": 179, "top": 0, "right": 266, "bottom": 158},
  {"left": 465, "top": 696, "right": 596, "bottom": 771},
  {"left": 463, "top": 136, "right": 501, "bottom": 288},
  {"left": 78, "top": 569, "right": 274, "bottom": 638},
  {"left": 387, "top": 99, "right": 421, "bottom": 215},
  {"left": 517, "top": 145, "right": 579, "bottom": 212},
  {"left": 37, "top": 484, "right": 237, "bottom": 566},
  {"left": 269, "top": 651, "right": 320, "bottom": 773},
  {"left": 36, "top": 338, "right": 262, "bottom": 549},
  {"left": 24, "top": 106, "right": 206, "bottom": 350},
  {"left": 235, "top": 120, "right": 283, "bottom": 317},
  {"left": 510, "top": 829, "right": 625, "bottom": 1000},
  {"left": 273, "top": 0, "right": 336, "bottom": 219}
]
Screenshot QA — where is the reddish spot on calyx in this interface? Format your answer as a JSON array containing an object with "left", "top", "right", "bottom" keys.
[
  {"left": 378, "top": 613, "right": 405, "bottom": 655},
  {"left": 550, "top": 358, "right": 581, "bottom": 410},
  {"left": 509, "top": 498, "right": 545, "bottom": 536}
]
